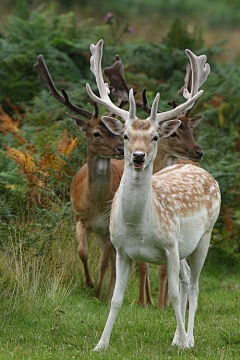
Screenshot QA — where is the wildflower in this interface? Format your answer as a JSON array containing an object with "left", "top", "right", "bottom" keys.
[
  {"left": 104, "top": 12, "right": 113, "bottom": 22},
  {"left": 128, "top": 26, "right": 134, "bottom": 34}
]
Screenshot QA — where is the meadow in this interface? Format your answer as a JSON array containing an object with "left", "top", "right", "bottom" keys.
[
  {"left": 0, "top": 1, "right": 239, "bottom": 359},
  {"left": 0, "top": 222, "right": 239, "bottom": 359}
]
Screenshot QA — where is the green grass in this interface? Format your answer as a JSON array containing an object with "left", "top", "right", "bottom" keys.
[{"left": 0, "top": 234, "right": 239, "bottom": 360}]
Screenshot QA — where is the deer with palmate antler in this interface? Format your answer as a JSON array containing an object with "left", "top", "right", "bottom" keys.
[
  {"left": 103, "top": 48, "right": 210, "bottom": 309},
  {"left": 33, "top": 55, "right": 124, "bottom": 300},
  {"left": 86, "top": 39, "right": 221, "bottom": 351}
]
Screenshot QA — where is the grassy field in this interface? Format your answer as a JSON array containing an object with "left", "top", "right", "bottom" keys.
[{"left": 0, "top": 225, "right": 239, "bottom": 360}]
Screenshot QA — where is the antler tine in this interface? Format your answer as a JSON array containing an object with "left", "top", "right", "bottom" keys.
[
  {"left": 149, "top": 93, "right": 160, "bottom": 123},
  {"left": 156, "top": 90, "right": 203, "bottom": 123},
  {"left": 33, "top": 55, "right": 93, "bottom": 120},
  {"left": 178, "top": 63, "right": 192, "bottom": 97},
  {"left": 168, "top": 99, "right": 178, "bottom": 109},
  {"left": 135, "top": 88, "right": 152, "bottom": 114},
  {"left": 88, "top": 39, "right": 130, "bottom": 122}
]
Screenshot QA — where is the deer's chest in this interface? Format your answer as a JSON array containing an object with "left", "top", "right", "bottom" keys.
[
  {"left": 75, "top": 203, "right": 109, "bottom": 236},
  {"left": 111, "top": 223, "right": 167, "bottom": 264}
]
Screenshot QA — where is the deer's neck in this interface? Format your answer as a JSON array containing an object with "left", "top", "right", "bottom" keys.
[
  {"left": 87, "top": 154, "right": 112, "bottom": 201},
  {"left": 153, "top": 143, "right": 177, "bottom": 173},
  {"left": 116, "top": 162, "right": 154, "bottom": 224}
]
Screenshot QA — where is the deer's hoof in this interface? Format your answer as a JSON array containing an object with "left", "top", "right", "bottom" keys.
[
  {"left": 86, "top": 277, "right": 95, "bottom": 288},
  {"left": 93, "top": 341, "right": 109, "bottom": 352},
  {"left": 172, "top": 334, "right": 193, "bottom": 349}
]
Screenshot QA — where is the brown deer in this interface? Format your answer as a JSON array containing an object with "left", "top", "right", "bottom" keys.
[
  {"left": 103, "top": 49, "right": 209, "bottom": 309},
  {"left": 86, "top": 39, "right": 220, "bottom": 352},
  {"left": 33, "top": 55, "right": 124, "bottom": 300}
]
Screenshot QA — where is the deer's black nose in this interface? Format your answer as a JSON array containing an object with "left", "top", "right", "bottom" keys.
[
  {"left": 194, "top": 147, "right": 203, "bottom": 159},
  {"left": 133, "top": 151, "right": 146, "bottom": 161},
  {"left": 115, "top": 144, "right": 124, "bottom": 156}
]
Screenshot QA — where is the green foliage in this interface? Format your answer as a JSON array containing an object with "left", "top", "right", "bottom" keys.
[
  {"left": 162, "top": 18, "right": 204, "bottom": 51},
  {"left": 0, "top": 3, "right": 107, "bottom": 107}
]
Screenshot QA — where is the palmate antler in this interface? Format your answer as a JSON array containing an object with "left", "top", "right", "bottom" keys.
[
  {"left": 104, "top": 55, "right": 154, "bottom": 115},
  {"left": 178, "top": 49, "right": 210, "bottom": 116},
  {"left": 86, "top": 40, "right": 203, "bottom": 125},
  {"left": 87, "top": 40, "right": 134, "bottom": 123},
  {"left": 33, "top": 55, "right": 98, "bottom": 121}
]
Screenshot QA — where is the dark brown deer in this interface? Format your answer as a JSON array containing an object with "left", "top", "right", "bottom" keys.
[{"left": 33, "top": 55, "right": 124, "bottom": 300}]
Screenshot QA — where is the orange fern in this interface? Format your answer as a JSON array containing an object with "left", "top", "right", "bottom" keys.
[
  {"left": 0, "top": 105, "right": 19, "bottom": 134},
  {"left": 57, "top": 129, "right": 78, "bottom": 157},
  {"left": 6, "top": 146, "right": 36, "bottom": 174}
]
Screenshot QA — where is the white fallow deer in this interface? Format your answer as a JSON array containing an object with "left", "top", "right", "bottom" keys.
[
  {"left": 103, "top": 49, "right": 209, "bottom": 309},
  {"left": 33, "top": 55, "right": 124, "bottom": 301},
  {"left": 86, "top": 39, "right": 221, "bottom": 351}
]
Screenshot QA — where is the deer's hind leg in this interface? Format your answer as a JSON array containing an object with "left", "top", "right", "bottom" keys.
[{"left": 187, "top": 230, "right": 212, "bottom": 347}]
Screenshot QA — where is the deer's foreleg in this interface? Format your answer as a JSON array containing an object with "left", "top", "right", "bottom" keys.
[
  {"left": 166, "top": 244, "right": 189, "bottom": 348},
  {"left": 76, "top": 222, "right": 94, "bottom": 288},
  {"left": 107, "top": 241, "right": 116, "bottom": 301},
  {"left": 158, "top": 264, "right": 168, "bottom": 310},
  {"left": 93, "top": 251, "right": 132, "bottom": 352},
  {"left": 138, "top": 262, "right": 153, "bottom": 306},
  {"left": 138, "top": 261, "right": 147, "bottom": 306},
  {"left": 96, "top": 237, "right": 115, "bottom": 301}
]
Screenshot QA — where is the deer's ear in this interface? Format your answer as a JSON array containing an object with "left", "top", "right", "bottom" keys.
[
  {"left": 189, "top": 115, "right": 204, "bottom": 129},
  {"left": 101, "top": 116, "right": 125, "bottom": 135},
  {"left": 66, "top": 113, "right": 87, "bottom": 133},
  {"left": 158, "top": 119, "right": 181, "bottom": 138}
]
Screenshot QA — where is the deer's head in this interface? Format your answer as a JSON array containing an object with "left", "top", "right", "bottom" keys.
[
  {"left": 158, "top": 113, "right": 204, "bottom": 162},
  {"left": 101, "top": 91, "right": 181, "bottom": 171},
  {"left": 33, "top": 55, "right": 124, "bottom": 160}
]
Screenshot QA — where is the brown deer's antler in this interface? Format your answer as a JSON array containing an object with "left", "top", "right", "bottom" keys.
[
  {"left": 33, "top": 55, "right": 97, "bottom": 119},
  {"left": 104, "top": 55, "right": 129, "bottom": 103},
  {"left": 104, "top": 56, "right": 155, "bottom": 115}
]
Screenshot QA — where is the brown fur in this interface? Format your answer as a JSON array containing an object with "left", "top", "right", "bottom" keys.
[{"left": 70, "top": 116, "right": 124, "bottom": 300}]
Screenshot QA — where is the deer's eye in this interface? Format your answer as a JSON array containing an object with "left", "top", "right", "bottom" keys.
[
  {"left": 152, "top": 135, "right": 159, "bottom": 142},
  {"left": 93, "top": 132, "right": 102, "bottom": 138},
  {"left": 123, "top": 134, "right": 129, "bottom": 140},
  {"left": 170, "top": 132, "right": 179, "bottom": 138}
]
